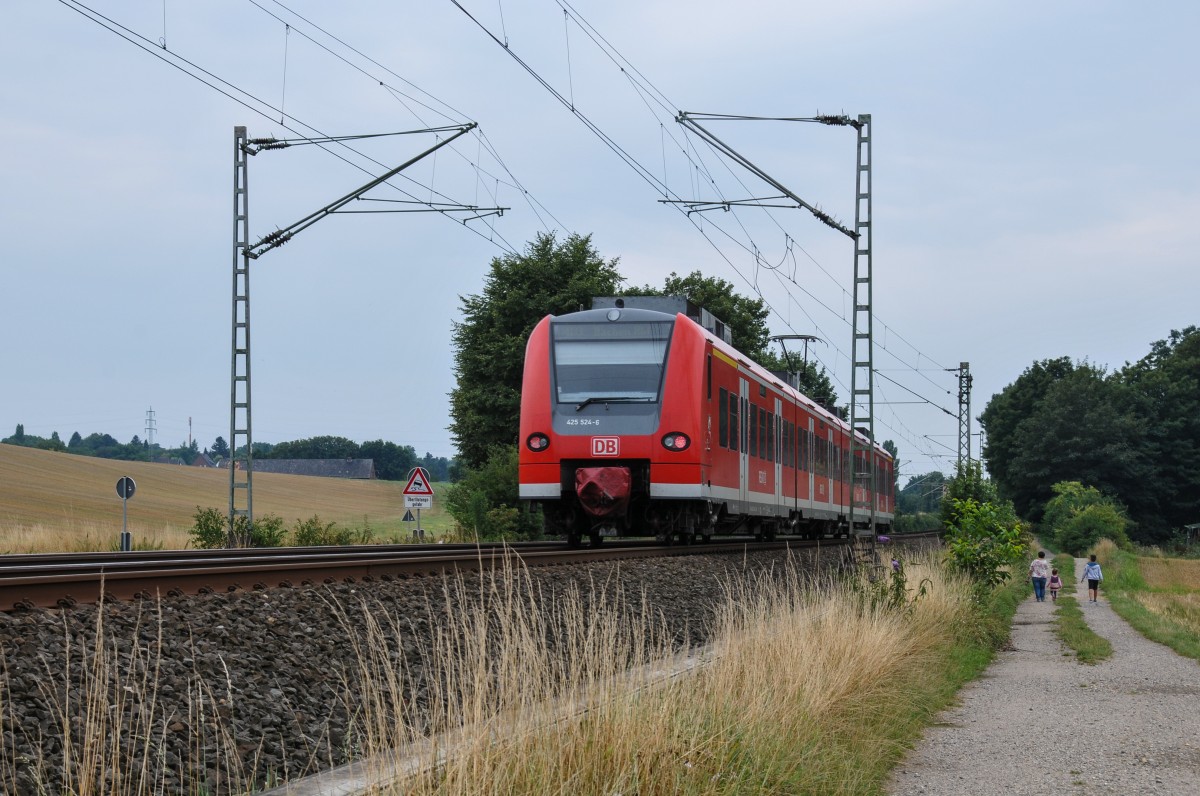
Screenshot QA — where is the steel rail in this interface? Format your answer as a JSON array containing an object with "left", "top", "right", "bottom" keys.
[{"left": 0, "top": 540, "right": 808, "bottom": 612}]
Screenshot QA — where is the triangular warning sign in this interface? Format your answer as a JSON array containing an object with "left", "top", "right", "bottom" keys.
[
  {"left": 402, "top": 509, "right": 415, "bottom": 522},
  {"left": 403, "top": 468, "right": 433, "bottom": 496}
]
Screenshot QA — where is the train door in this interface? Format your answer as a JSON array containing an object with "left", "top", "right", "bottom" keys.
[
  {"left": 773, "top": 397, "right": 783, "bottom": 511},
  {"left": 807, "top": 416, "right": 815, "bottom": 506},
  {"left": 826, "top": 427, "right": 835, "bottom": 507},
  {"left": 739, "top": 377, "right": 750, "bottom": 509}
]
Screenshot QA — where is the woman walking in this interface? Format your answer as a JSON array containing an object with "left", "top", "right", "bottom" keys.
[
  {"left": 1081, "top": 554, "right": 1104, "bottom": 603},
  {"left": 1029, "top": 550, "right": 1051, "bottom": 602}
]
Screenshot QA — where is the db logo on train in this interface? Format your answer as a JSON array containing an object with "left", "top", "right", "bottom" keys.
[{"left": 591, "top": 437, "right": 620, "bottom": 456}]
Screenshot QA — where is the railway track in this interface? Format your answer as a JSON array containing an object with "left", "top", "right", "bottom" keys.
[
  {"left": 0, "top": 539, "right": 806, "bottom": 612},
  {"left": 0, "top": 532, "right": 939, "bottom": 612}
]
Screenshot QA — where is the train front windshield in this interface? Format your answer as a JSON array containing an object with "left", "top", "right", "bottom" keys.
[{"left": 552, "top": 321, "right": 673, "bottom": 404}]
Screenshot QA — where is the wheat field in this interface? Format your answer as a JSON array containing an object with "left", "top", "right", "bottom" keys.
[{"left": 0, "top": 444, "right": 442, "bottom": 551}]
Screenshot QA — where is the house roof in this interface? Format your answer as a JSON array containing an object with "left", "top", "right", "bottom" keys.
[{"left": 241, "top": 458, "right": 376, "bottom": 479}]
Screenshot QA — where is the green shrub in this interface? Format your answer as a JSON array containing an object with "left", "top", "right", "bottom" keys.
[
  {"left": 1043, "top": 481, "right": 1132, "bottom": 554},
  {"left": 248, "top": 514, "right": 286, "bottom": 547},
  {"left": 188, "top": 506, "right": 286, "bottom": 548},
  {"left": 292, "top": 515, "right": 371, "bottom": 546},
  {"left": 943, "top": 498, "right": 1026, "bottom": 590},
  {"left": 188, "top": 506, "right": 228, "bottom": 549}
]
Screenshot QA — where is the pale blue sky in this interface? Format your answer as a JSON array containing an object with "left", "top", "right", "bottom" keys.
[{"left": 2, "top": 1, "right": 1196, "bottom": 480}]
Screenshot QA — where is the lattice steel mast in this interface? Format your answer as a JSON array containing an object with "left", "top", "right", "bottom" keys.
[{"left": 228, "top": 123, "right": 501, "bottom": 544}]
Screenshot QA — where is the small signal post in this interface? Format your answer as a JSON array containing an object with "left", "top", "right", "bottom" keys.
[{"left": 402, "top": 467, "right": 434, "bottom": 540}]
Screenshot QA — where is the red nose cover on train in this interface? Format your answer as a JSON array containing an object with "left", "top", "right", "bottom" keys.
[{"left": 574, "top": 467, "right": 631, "bottom": 518}]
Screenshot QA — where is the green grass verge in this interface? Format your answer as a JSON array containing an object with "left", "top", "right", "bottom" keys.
[{"left": 1047, "top": 552, "right": 1113, "bottom": 664}]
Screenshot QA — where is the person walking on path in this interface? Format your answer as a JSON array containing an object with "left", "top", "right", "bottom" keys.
[
  {"left": 1029, "top": 550, "right": 1051, "bottom": 602},
  {"left": 1047, "top": 568, "right": 1063, "bottom": 601},
  {"left": 1082, "top": 554, "right": 1104, "bottom": 602}
]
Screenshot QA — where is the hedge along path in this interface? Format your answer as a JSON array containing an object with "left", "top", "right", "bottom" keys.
[{"left": 888, "top": 557, "right": 1200, "bottom": 796}]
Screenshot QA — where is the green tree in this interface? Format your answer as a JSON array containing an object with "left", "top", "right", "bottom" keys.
[
  {"left": 266, "top": 435, "right": 360, "bottom": 460},
  {"left": 1116, "top": 326, "right": 1200, "bottom": 538},
  {"left": 1004, "top": 366, "right": 1149, "bottom": 521},
  {"left": 449, "top": 232, "right": 624, "bottom": 470},
  {"left": 1042, "top": 481, "right": 1132, "bottom": 554},
  {"left": 211, "top": 436, "right": 230, "bottom": 459},
  {"left": 979, "top": 356, "right": 1074, "bottom": 502},
  {"left": 359, "top": 439, "right": 418, "bottom": 481},
  {"left": 68, "top": 431, "right": 82, "bottom": 449}
]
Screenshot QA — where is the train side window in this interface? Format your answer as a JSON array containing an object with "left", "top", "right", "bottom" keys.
[
  {"left": 706, "top": 354, "right": 712, "bottom": 400},
  {"left": 729, "top": 395, "right": 739, "bottom": 452},
  {"left": 718, "top": 388, "right": 728, "bottom": 448}
]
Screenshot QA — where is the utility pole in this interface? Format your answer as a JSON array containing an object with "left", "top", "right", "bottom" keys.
[
  {"left": 144, "top": 407, "right": 156, "bottom": 448},
  {"left": 953, "top": 362, "right": 973, "bottom": 472},
  {"left": 228, "top": 124, "right": 503, "bottom": 545}
]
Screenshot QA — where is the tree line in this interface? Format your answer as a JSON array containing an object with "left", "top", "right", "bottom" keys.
[
  {"left": 1, "top": 425, "right": 454, "bottom": 483},
  {"left": 980, "top": 326, "right": 1199, "bottom": 546}
]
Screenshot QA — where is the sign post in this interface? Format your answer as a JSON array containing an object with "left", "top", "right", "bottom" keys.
[
  {"left": 115, "top": 476, "right": 136, "bottom": 552},
  {"left": 402, "top": 467, "right": 434, "bottom": 541}
]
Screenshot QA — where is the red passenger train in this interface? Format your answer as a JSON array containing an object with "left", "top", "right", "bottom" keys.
[{"left": 518, "top": 298, "right": 894, "bottom": 546}]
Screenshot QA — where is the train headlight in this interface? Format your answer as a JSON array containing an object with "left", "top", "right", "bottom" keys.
[
  {"left": 661, "top": 432, "right": 690, "bottom": 451},
  {"left": 526, "top": 433, "right": 551, "bottom": 452}
]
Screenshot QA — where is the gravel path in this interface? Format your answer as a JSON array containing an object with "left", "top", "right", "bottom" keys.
[{"left": 888, "top": 557, "right": 1200, "bottom": 796}]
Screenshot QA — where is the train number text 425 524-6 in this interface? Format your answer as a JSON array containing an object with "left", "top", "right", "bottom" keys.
[{"left": 565, "top": 418, "right": 601, "bottom": 426}]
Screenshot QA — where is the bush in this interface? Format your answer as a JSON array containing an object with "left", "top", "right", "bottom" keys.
[
  {"left": 292, "top": 515, "right": 372, "bottom": 546},
  {"left": 187, "top": 506, "right": 286, "bottom": 548},
  {"left": 188, "top": 506, "right": 228, "bottom": 549},
  {"left": 1043, "top": 481, "right": 1132, "bottom": 555},
  {"left": 445, "top": 445, "right": 541, "bottom": 541},
  {"left": 943, "top": 498, "right": 1026, "bottom": 589}
]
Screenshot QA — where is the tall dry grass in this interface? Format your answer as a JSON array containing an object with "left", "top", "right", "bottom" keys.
[
  {"left": 2, "top": 552, "right": 978, "bottom": 795},
  {"left": 331, "top": 552, "right": 974, "bottom": 795}
]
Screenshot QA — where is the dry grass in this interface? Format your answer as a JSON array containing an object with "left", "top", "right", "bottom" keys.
[
  {"left": 1, "top": 554, "right": 979, "bottom": 795},
  {"left": 1137, "top": 557, "right": 1200, "bottom": 591},
  {"left": 1131, "top": 592, "right": 1200, "bottom": 637},
  {"left": 0, "top": 444, "right": 445, "bottom": 551},
  {"left": 335, "top": 553, "right": 974, "bottom": 795}
]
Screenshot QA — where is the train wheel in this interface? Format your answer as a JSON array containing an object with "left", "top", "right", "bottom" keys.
[
  {"left": 566, "top": 532, "right": 583, "bottom": 549},
  {"left": 588, "top": 532, "right": 604, "bottom": 548}
]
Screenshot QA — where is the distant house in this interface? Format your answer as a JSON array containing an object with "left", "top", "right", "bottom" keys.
[
  {"left": 222, "top": 458, "right": 376, "bottom": 479},
  {"left": 191, "top": 452, "right": 217, "bottom": 468}
]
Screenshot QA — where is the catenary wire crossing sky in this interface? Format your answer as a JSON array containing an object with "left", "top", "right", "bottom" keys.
[{"left": 2, "top": 0, "right": 1196, "bottom": 482}]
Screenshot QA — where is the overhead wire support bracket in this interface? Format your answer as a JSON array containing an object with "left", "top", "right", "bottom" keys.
[
  {"left": 244, "top": 122, "right": 478, "bottom": 259},
  {"left": 675, "top": 112, "right": 857, "bottom": 239},
  {"left": 229, "top": 121, "right": 485, "bottom": 542},
  {"left": 658, "top": 195, "right": 802, "bottom": 215}
]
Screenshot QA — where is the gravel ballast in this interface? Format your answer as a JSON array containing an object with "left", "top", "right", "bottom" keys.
[
  {"left": 888, "top": 556, "right": 1200, "bottom": 796},
  {"left": 0, "top": 546, "right": 845, "bottom": 794}
]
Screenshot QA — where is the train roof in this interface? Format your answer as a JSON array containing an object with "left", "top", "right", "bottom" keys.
[{"left": 545, "top": 307, "right": 890, "bottom": 461}]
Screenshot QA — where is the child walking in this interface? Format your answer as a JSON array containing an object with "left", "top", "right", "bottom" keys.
[
  {"left": 1081, "top": 554, "right": 1104, "bottom": 602},
  {"left": 1048, "top": 569, "right": 1063, "bottom": 601}
]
